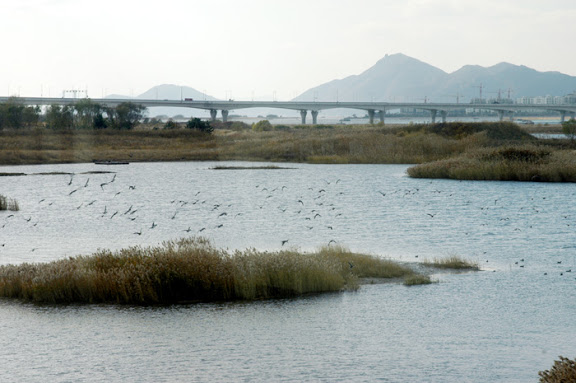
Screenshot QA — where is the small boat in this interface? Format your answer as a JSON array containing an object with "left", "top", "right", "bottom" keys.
[{"left": 93, "top": 160, "right": 130, "bottom": 165}]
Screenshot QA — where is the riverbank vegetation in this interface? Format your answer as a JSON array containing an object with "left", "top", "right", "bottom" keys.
[
  {"left": 1, "top": 99, "right": 575, "bottom": 183},
  {"left": 0, "top": 194, "right": 19, "bottom": 211},
  {"left": 539, "top": 356, "right": 576, "bottom": 382},
  {"left": 422, "top": 255, "right": 479, "bottom": 270},
  {"left": 0, "top": 238, "right": 430, "bottom": 305},
  {"left": 0, "top": 119, "right": 561, "bottom": 166},
  {"left": 407, "top": 145, "right": 576, "bottom": 182}
]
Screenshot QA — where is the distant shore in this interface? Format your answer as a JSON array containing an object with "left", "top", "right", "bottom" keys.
[{"left": 0, "top": 121, "right": 567, "bottom": 167}]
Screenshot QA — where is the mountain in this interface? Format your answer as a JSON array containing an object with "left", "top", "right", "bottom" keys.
[
  {"left": 293, "top": 53, "right": 576, "bottom": 103},
  {"left": 136, "top": 84, "right": 218, "bottom": 102},
  {"left": 106, "top": 84, "right": 219, "bottom": 119}
]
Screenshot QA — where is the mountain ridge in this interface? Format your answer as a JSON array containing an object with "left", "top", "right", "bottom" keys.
[{"left": 293, "top": 53, "right": 576, "bottom": 103}]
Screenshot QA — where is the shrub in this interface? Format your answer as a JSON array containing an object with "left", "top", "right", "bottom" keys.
[
  {"left": 185, "top": 118, "right": 213, "bottom": 134},
  {"left": 252, "top": 120, "right": 273, "bottom": 132},
  {"left": 164, "top": 119, "right": 179, "bottom": 130},
  {"left": 562, "top": 119, "right": 576, "bottom": 142}
]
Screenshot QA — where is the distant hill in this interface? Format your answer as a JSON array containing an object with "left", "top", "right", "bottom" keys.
[
  {"left": 293, "top": 53, "right": 576, "bottom": 103},
  {"left": 106, "top": 84, "right": 218, "bottom": 119},
  {"left": 136, "top": 84, "right": 218, "bottom": 102}
]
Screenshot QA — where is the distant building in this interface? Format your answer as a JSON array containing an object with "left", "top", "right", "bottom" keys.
[{"left": 516, "top": 93, "right": 576, "bottom": 105}]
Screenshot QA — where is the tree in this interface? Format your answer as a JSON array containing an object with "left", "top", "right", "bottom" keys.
[
  {"left": 0, "top": 97, "right": 40, "bottom": 130},
  {"left": 185, "top": 117, "right": 213, "bottom": 133},
  {"left": 74, "top": 99, "right": 103, "bottom": 129},
  {"left": 45, "top": 105, "right": 74, "bottom": 130},
  {"left": 107, "top": 102, "right": 147, "bottom": 130},
  {"left": 562, "top": 119, "right": 576, "bottom": 143},
  {"left": 164, "top": 119, "right": 179, "bottom": 129},
  {"left": 93, "top": 113, "right": 108, "bottom": 130},
  {"left": 252, "top": 120, "right": 273, "bottom": 132},
  {"left": 22, "top": 105, "right": 41, "bottom": 128}
]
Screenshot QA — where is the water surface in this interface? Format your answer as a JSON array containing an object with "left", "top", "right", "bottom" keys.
[{"left": 1, "top": 162, "right": 575, "bottom": 382}]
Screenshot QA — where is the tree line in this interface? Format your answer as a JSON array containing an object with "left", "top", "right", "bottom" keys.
[
  {"left": 0, "top": 97, "right": 213, "bottom": 133},
  {"left": 0, "top": 97, "right": 147, "bottom": 131}
]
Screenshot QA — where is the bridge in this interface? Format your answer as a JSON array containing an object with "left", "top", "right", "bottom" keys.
[{"left": 1, "top": 97, "right": 576, "bottom": 124}]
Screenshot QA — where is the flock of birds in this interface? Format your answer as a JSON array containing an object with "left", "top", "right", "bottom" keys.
[
  {"left": 0, "top": 166, "right": 575, "bottom": 280},
  {"left": 0, "top": 169, "right": 350, "bottom": 259}
]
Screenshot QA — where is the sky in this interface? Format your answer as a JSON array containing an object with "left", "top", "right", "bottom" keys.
[{"left": 2, "top": 0, "right": 576, "bottom": 101}]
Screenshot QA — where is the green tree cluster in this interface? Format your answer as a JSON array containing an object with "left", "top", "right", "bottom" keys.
[
  {"left": 0, "top": 97, "right": 40, "bottom": 130},
  {"left": 185, "top": 118, "right": 213, "bottom": 133},
  {"left": 105, "top": 102, "right": 147, "bottom": 130},
  {"left": 562, "top": 119, "right": 576, "bottom": 143},
  {"left": 0, "top": 98, "right": 147, "bottom": 131}
]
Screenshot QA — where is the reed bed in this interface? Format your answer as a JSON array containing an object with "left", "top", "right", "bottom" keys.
[
  {"left": 0, "top": 194, "right": 19, "bottom": 211},
  {"left": 0, "top": 238, "right": 425, "bottom": 304},
  {"left": 318, "top": 245, "right": 416, "bottom": 279},
  {"left": 422, "top": 255, "right": 479, "bottom": 270},
  {"left": 403, "top": 275, "right": 434, "bottom": 286},
  {"left": 539, "top": 356, "right": 576, "bottom": 382},
  {"left": 407, "top": 145, "right": 576, "bottom": 182},
  {"left": 0, "top": 123, "right": 494, "bottom": 165}
]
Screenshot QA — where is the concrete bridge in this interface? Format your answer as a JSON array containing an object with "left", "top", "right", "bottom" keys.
[{"left": 2, "top": 97, "right": 576, "bottom": 124}]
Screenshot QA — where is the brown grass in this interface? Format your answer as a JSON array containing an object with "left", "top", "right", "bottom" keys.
[
  {"left": 403, "top": 275, "right": 435, "bottom": 286},
  {"left": 539, "top": 356, "right": 576, "bottom": 382},
  {"left": 407, "top": 145, "right": 576, "bottom": 182},
  {"left": 0, "top": 238, "right": 423, "bottom": 304},
  {"left": 0, "top": 194, "right": 19, "bottom": 211},
  {"left": 0, "top": 123, "right": 499, "bottom": 165},
  {"left": 423, "top": 255, "right": 480, "bottom": 270}
]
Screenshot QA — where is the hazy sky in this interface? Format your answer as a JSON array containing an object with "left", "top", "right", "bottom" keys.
[{"left": 2, "top": 0, "right": 575, "bottom": 100}]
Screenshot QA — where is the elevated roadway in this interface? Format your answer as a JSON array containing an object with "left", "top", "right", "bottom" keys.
[{"left": 1, "top": 97, "right": 575, "bottom": 124}]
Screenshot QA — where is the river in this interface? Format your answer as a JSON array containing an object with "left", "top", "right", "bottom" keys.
[{"left": 0, "top": 161, "right": 575, "bottom": 382}]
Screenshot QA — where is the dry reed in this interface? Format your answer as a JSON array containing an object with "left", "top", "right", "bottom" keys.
[
  {"left": 407, "top": 145, "right": 576, "bottom": 182},
  {"left": 403, "top": 275, "right": 434, "bottom": 286},
  {"left": 423, "top": 255, "right": 480, "bottom": 270},
  {"left": 0, "top": 194, "right": 19, "bottom": 211},
  {"left": 0, "top": 123, "right": 505, "bottom": 165},
  {"left": 539, "top": 356, "right": 576, "bottom": 382},
  {"left": 0, "top": 238, "right": 423, "bottom": 304}
]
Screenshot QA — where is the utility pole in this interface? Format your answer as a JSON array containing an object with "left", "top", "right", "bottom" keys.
[{"left": 474, "top": 84, "right": 484, "bottom": 100}]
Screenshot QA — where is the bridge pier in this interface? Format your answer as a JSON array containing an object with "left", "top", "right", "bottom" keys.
[
  {"left": 496, "top": 110, "right": 514, "bottom": 121},
  {"left": 210, "top": 109, "right": 217, "bottom": 122},
  {"left": 311, "top": 110, "right": 318, "bottom": 125},
  {"left": 379, "top": 110, "right": 385, "bottom": 124},
  {"left": 440, "top": 110, "right": 447, "bottom": 123},
  {"left": 560, "top": 111, "right": 567, "bottom": 123},
  {"left": 221, "top": 110, "right": 229, "bottom": 123},
  {"left": 300, "top": 110, "right": 307, "bottom": 124},
  {"left": 367, "top": 110, "right": 375, "bottom": 124},
  {"left": 430, "top": 110, "right": 437, "bottom": 123}
]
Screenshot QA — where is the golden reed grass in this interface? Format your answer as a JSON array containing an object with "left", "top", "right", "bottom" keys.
[
  {"left": 0, "top": 123, "right": 494, "bottom": 165},
  {"left": 403, "top": 275, "right": 434, "bottom": 286},
  {"left": 0, "top": 238, "right": 422, "bottom": 304},
  {"left": 407, "top": 145, "right": 576, "bottom": 182},
  {"left": 0, "top": 194, "right": 19, "bottom": 211},
  {"left": 422, "top": 255, "right": 480, "bottom": 270},
  {"left": 539, "top": 356, "right": 576, "bottom": 382}
]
